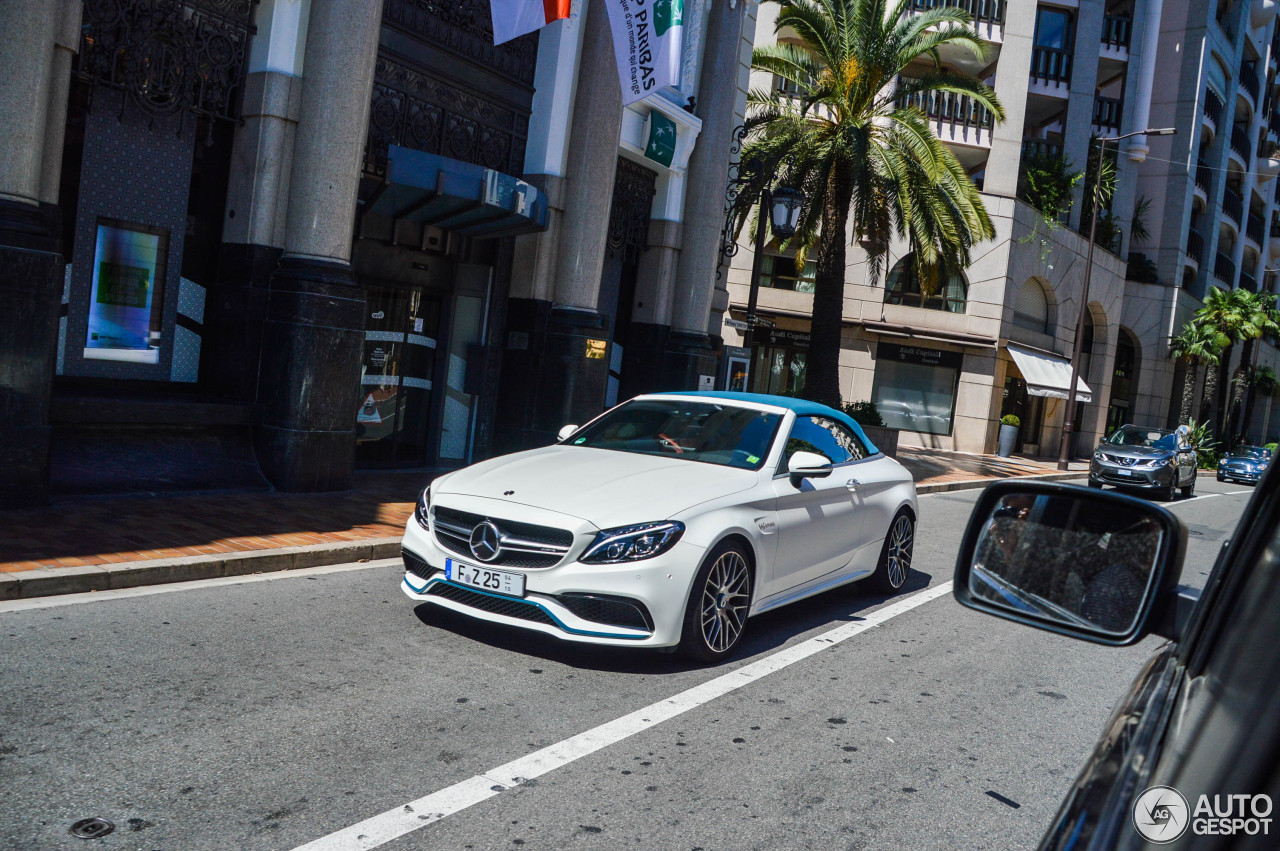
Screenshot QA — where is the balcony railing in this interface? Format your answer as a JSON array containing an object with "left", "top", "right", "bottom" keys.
[
  {"left": 906, "top": 0, "right": 1006, "bottom": 28},
  {"left": 896, "top": 83, "right": 996, "bottom": 130},
  {"left": 1204, "top": 88, "right": 1224, "bottom": 126},
  {"left": 1272, "top": 216, "right": 1280, "bottom": 238},
  {"left": 1223, "top": 187, "right": 1243, "bottom": 224},
  {"left": 1195, "top": 159, "right": 1212, "bottom": 192},
  {"left": 1021, "top": 139, "right": 1063, "bottom": 161},
  {"left": 1248, "top": 212, "right": 1266, "bottom": 244},
  {"left": 1241, "top": 60, "right": 1261, "bottom": 105},
  {"left": 1270, "top": 111, "right": 1280, "bottom": 137},
  {"left": 1231, "top": 124, "right": 1252, "bottom": 164},
  {"left": 1241, "top": 271, "right": 1258, "bottom": 292},
  {"left": 1102, "top": 15, "right": 1132, "bottom": 49},
  {"left": 1215, "top": 251, "right": 1236, "bottom": 285},
  {"left": 1186, "top": 229, "right": 1205, "bottom": 264},
  {"left": 1031, "top": 46, "right": 1071, "bottom": 85},
  {"left": 1093, "top": 96, "right": 1122, "bottom": 132}
]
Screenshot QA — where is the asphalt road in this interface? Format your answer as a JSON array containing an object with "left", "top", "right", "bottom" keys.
[{"left": 0, "top": 478, "right": 1255, "bottom": 851}]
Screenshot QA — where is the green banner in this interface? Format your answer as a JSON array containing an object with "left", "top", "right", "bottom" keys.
[{"left": 644, "top": 110, "right": 677, "bottom": 168}]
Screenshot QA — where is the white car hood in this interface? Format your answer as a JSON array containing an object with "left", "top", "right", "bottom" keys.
[{"left": 433, "top": 445, "right": 760, "bottom": 528}]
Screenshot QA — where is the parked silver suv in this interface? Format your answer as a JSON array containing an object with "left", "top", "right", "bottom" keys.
[{"left": 1088, "top": 424, "right": 1198, "bottom": 501}]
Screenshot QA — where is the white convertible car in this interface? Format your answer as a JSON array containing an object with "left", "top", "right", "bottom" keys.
[{"left": 401, "top": 392, "right": 918, "bottom": 661}]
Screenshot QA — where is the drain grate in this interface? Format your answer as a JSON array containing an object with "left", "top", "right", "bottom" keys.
[{"left": 69, "top": 818, "right": 115, "bottom": 839}]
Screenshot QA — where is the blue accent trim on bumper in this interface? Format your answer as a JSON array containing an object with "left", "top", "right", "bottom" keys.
[{"left": 402, "top": 574, "right": 650, "bottom": 640}]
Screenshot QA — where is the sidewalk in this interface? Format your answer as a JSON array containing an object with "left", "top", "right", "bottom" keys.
[{"left": 0, "top": 451, "right": 1086, "bottom": 600}]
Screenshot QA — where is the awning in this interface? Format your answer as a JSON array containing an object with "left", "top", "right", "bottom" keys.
[
  {"left": 1006, "top": 343, "right": 1092, "bottom": 403},
  {"left": 365, "top": 145, "right": 549, "bottom": 238}
]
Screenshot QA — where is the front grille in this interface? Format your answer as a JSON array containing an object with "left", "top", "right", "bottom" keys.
[
  {"left": 426, "top": 582, "right": 558, "bottom": 626},
  {"left": 431, "top": 505, "right": 574, "bottom": 568},
  {"left": 557, "top": 594, "right": 653, "bottom": 632},
  {"left": 1102, "top": 453, "right": 1138, "bottom": 466}
]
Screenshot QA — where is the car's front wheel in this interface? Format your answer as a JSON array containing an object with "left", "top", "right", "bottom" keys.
[
  {"left": 1181, "top": 472, "right": 1196, "bottom": 499},
  {"left": 678, "top": 539, "right": 753, "bottom": 663},
  {"left": 864, "top": 510, "right": 914, "bottom": 594}
]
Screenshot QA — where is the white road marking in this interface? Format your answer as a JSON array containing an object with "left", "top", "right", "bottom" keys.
[
  {"left": 290, "top": 581, "right": 955, "bottom": 851},
  {"left": 1172, "top": 489, "right": 1253, "bottom": 505},
  {"left": 0, "top": 558, "right": 402, "bottom": 614}
]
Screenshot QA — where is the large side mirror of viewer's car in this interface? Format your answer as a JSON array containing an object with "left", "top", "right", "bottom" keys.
[
  {"left": 953, "top": 481, "right": 1188, "bottom": 646},
  {"left": 557, "top": 424, "right": 579, "bottom": 441}
]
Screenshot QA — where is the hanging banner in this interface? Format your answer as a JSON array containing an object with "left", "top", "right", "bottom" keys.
[
  {"left": 603, "top": 0, "right": 684, "bottom": 105},
  {"left": 490, "top": 0, "right": 571, "bottom": 45}
]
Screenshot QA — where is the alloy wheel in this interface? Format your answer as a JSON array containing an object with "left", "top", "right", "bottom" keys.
[
  {"left": 886, "top": 514, "right": 914, "bottom": 588},
  {"left": 699, "top": 550, "right": 750, "bottom": 653}
]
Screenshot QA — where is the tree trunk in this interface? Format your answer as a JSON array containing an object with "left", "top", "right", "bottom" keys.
[
  {"left": 1231, "top": 337, "right": 1255, "bottom": 440},
  {"left": 1179, "top": 359, "right": 1195, "bottom": 425},
  {"left": 801, "top": 166, "right": 853, "bottom": 408},
  {"left": 1204, "top": 360, "right": 1220, "bottom": 435},
  {"left": 1215, "top": 344, "right": 1234, "bottom": 436}
]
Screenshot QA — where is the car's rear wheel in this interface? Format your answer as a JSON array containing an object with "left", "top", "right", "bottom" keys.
[
  {"left": 864, "top": 511, "right": 914, "bottom": 594},
  {"left": 678, "top": 540, "right": 752, "bottom": 663}
]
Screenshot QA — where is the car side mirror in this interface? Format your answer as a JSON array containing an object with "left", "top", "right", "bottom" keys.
[
  {"left": 788, "top": 451, "right": 833, "bottom": 484},
  {"left": 953, "top": 481, "right": 1187, "bottom": 646},
  {"left": 557, "top": 424, "right": 579, "bottom": 442}
]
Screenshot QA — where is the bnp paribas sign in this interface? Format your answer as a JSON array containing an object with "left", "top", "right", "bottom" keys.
[{"left": 604, "top": 0, "right": 684, "bottom": 105}]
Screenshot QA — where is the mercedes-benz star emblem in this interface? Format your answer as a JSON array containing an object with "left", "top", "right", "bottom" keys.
[{"left": 469, "top": 521, "right": 501, "bottom": 562}]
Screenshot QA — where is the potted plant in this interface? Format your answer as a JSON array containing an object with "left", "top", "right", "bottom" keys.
[{"left": 997, "top": 414, "right": 1020, "bottom": 457}]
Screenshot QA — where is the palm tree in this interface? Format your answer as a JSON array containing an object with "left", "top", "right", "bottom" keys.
[
  {"left": 742, "top": 0, "right": 1003, "bottom": 406},
  {"left": 1242, "top": 362, "right": 1278, "bottom": 443},
  {"left": 1231, "top": 292, "right": 1280, "bottom": 440},
  {"left": 1169, "top": 321, "right": 1227, "bottom": 426},
  {"left": 1194, "top": 286, "right": 1258, "bottom": 435}
]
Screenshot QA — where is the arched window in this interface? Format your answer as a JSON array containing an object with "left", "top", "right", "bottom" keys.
[
  {"left": 884, "top": 253, "right": 967, "bottom": 313},
  {"left": 1013, "top": 278, "right": 1051, "bottom": 333}
]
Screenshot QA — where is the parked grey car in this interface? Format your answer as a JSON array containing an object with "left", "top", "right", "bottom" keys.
[
  {"left": 1217, "top": 445, "right": 1271, "bottom": 485},
  {"left": 1088, "top": 424, "right": 1198, "bottom": 500}
]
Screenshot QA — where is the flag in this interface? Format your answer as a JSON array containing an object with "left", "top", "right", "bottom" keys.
[
  {"left": 603, "top": 0, "right": 684, "bottom": 105},
  {"left": 490, "top": 0, "right": 571, "bottom": 45}
]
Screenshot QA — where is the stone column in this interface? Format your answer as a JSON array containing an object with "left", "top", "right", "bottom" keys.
[
  {"left": 982, "top": 1, "right": 1036, "bottom": 198},
  {"left": 664, "top": 0, "right": 749, "bottom": 389},
  {"left": 0, "top": 0, "right": 64, "bottom": 507},
  {"left": 254, "top": 0, "right": 382, "bottom": 491},
  {"left": 496, "top": 0, "right": 622, "bottom": 450},
  {"left": 1062, "top": 2, "right": 1103, "bottom": 232}
]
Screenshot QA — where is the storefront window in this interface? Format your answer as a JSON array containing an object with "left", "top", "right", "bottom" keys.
[
  {"left": 884, "top": 253, "right": 967, "bottom": 313},
  {"left": 749, "top": 327, "right": 811, "bottom": 395},
  {"left": 871, "top": 343, "right": 963, "bottom": 434}
]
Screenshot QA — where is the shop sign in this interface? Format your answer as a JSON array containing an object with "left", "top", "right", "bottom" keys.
[
  {"left": 878, "top": 342, "right": 963, "bottom": 369},
  {"left": 83, "top": 220, "right": 168, "bottom": 364},
  {"left": 753, "top": 327, "right": 811, "bottom": 349},
  {"left": 643, "top": 110, "right": 677, "bottom": 168}
]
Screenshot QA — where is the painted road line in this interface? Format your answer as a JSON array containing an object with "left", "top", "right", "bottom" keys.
[
  {"left": 0, "top": 558, "right": 402, "bottom": 614},
  {"left": 289, "top": 581, "right": 956, "bottom": 851}
]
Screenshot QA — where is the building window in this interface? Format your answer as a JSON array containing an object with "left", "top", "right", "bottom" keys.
[
  {"left": 748, "top": 327, "right": 811, "bottom": 396},
  {"left": 761, "top": 253, "right": 816, "bottom": 292},
  {"left": 871, "top": 343, "right": 963, "bottom": 435},
  {"left": 884, "top": 253, "right": 967, "bottom": 313},
  {"left": 1013, "top": 278, "right": 1051, "bottom": 333},
  {"left": 1034, "top": 7, "right": 1073, "bottom": 50}
]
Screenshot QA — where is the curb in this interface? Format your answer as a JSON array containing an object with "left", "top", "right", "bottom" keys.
[
  {"left": 0, "top": 538, "right": 402, "bottom": 602},
  {"left": 3, "top": 471, "right": 1090, "bottom": 602}
]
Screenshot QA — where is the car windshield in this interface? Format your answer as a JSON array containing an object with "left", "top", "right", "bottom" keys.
[
  {"left": 1106, "top": 425, "right": 1177, "bottom": 450},
  {"left": 565, "top": 399, "right": 781, "bottom": 471},
  {"left": 1229, "top": 446, "right": 1268, "bottom": 459}
]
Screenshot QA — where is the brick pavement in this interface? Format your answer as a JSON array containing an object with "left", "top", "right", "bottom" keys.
[{"left": 0, "top": 450, "right": 1081, "bottom": 575}]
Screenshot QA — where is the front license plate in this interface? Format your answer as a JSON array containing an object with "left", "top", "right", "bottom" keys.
[
  {"left": 446, "top": 558, "right": 526, "bottom": 597},
  {"left": 1118, "top": 469, "right": 1134, "bottom": 476}
]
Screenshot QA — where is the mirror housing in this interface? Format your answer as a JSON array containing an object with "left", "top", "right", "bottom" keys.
[
  {"left": 953, "top": 481, "right": 1187, "bottom": 646},
  {"left": 788, "top": 451, "right": 833, "bottom": 483},
  {"left": 557, "top": 424, "right": 579, "bottom": 442}
]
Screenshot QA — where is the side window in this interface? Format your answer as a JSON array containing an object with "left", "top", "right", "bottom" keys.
[{"left": 782, "top": 416, "right": 868, "bottom": 468}]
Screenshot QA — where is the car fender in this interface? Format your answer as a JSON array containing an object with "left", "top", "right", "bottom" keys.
[{"left": 675, "top": 501, "right": 778, "bottom": 606}]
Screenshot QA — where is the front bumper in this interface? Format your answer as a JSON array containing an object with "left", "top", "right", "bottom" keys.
[
  {"left": 399, "top": 515, "right": 703, "bottom": 648},
  {"left": 1219, "top": 465, "right": 1263, "bottom": 483},
  {"left": 1089, "top": 459, "right": 1175, "bottom": 489}
]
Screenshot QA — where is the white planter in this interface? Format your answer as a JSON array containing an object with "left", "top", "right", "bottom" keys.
[{"left": 997, "top": 424, "right": 1019, "bottom": 457}]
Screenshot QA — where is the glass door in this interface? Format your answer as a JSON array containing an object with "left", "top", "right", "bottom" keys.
[{"left": 436, "top": 265, "right": 490, "bottom": 464}]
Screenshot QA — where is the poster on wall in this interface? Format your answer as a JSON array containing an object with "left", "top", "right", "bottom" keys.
[{"left": 83, "top": 220, "right": 168, "bottom": 364}]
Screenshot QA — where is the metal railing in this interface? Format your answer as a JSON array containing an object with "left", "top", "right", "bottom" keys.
[
  {"left": 1214, "top": 251, "right": 1236, "bottom": 285},
  {"left": 1102, "top": 15, "right": 1132, "bottom": 49},
  {"left": 896, "top": 82, "right": 996, "bottom": 130},
  {"left": 1186, "top": 229, "right": 1204, "bottom": 264},
  {"left": 1241, "top": 60, "right": 1261, "bottom": 105},
  {"left": 1223, "top": 187, "right": 1244, "bottom": 224},
  {"left": 1021, "top": 139, "right": 1063, "bottom": 161},
  {"left": 1272, "top": 215, "right": 1280, "bottom": 238},
  {"left": 1270, "top": 111, "right": 1280, "bottom": 137},
  {"left": 1241, "top": 271, "right": 1258, "bottom": 292},
  {"left": 1195, "top": 160, "right": 1212, "bottom": 192},
  {"left": 1093, "top": 96, "right": 1122, "bottom": 131},
  {"left": 1031, "top": 46, "right": 1071, "bottom": 85},
  {"left": 1231, "top": 124, "right": 1252, "bottom": 164},
  {"left": 1248, "top": 212, "right": 1266, "bottom": 244},
  {"left": 906, "top": 0, "right": 1006, "bottom": 27},
  {"left": 1204, "top": 88, "right": 1224, "bottom": 126}
]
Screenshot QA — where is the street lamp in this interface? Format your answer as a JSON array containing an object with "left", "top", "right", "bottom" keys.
[
  {"left": 1057, "top": 126, "right": 1176, "bottom": 470},
  {"left": 737, "top": 158, "right": 806, "bottom": 330}
]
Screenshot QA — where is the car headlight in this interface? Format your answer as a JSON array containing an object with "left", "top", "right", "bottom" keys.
[
  {"left": 580, "top": 521, "right": 685, "bottom": 564},
  {"left": 1137, "top": 456, "right": 1172, "bottom": 468},
  {"left": 1093, "top": 450, "right": 1104, "bottom": 461},
  {"left": 414, "top": 486, "right": 431, "bottom": 529}
]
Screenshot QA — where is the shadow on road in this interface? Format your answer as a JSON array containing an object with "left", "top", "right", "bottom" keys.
[{"left": 412, "top": 567, "right": 936, "bottom": 674}]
